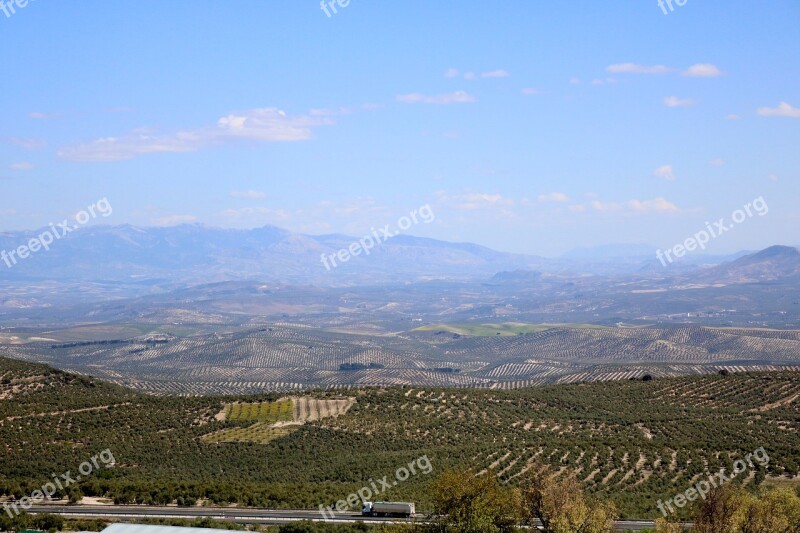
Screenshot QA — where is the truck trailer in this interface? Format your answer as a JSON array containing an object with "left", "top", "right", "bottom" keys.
[{"left": 361, "top": 501, "right": 415, "bottom": 518}]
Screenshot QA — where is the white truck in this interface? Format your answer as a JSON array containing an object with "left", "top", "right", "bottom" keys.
[{"left": 361, "top": 501, "right": 416, "bottom": 518}]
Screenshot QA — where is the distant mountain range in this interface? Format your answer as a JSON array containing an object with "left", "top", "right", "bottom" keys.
[
  {"left": 0, "top": 223, "right": 797, "bottom": 287},
  {"left": 0, "top": 223, "right": 552, "bottom": 285},
  {"left": 697, "top": 245, "right": 800, "bottom": 283}
]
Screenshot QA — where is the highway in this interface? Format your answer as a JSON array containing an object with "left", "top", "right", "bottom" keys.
[{"left": 21, "top": 504, "right": 682, "bottom": 530}]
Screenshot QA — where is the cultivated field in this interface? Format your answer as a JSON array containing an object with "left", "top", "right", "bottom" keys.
[
  {"left": 203, "top": 397, "right": 355, "bottom": 443},
  {"left": 0, "top": 356, "right": 797, "bottom": 518},
  {"left": 2, "top": 324, "right": 799, "bottom": 394}
]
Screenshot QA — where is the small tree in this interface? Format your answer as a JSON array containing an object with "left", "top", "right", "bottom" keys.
[
  {"left": 692, "top": 485, "right": 745, "bottom": 533},
  {"left": 738, "top": 487, "right": 800, "bottom": 533},
  {"left": 653, "top": 518, "right": 683, "bottom": 533},
  {"left": 519, "top": 465, "right": 617, "bottom": 533},
  {"left": 427, "top": 468, "right": 518, "bottom": 533}
]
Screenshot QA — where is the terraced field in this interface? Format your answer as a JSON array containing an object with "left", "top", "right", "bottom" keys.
[
  {"left": 1, "top": 324, "right": 799, "bottom": 394},
  {"left": 203, "top": 397, "right": 355, "bottom": 443},
  {"left": 222, "top": 400, "right": 294, "bottom": 423}
]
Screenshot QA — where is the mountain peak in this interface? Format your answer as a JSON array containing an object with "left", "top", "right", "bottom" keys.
[{"left": 750, "top": 245, "right": 800, "bottom": 260}]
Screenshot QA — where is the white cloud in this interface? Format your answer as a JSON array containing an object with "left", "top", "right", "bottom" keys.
[
  {"left": 654, "top": 165, "right": 676, "bottom": 181},
  {"left": 480, "top": 69, "right": 509, "bottom": 78},
  {"left": 457, "top": 193, "right": 514, "bottom": 210},
  {"left": 726, "top": 114, "right": 741, "bottom": 120},
  {"left": 216, "top": 108, "right": 330, "bottom": 140},
  {"left": 571, "top": 197, "right": 680, "bottom": 215},
  {"left": 709, "top": 158, "right": 725, "bottom": 166},
  {"left": 9, "top": 162, "right": 34, "bottom": 170},
  {"left": 396, "top": 91, "right": 476, "bottom": 105},
  {"left": 2, "top": 137, "right": 45, "bottom": 149},
  {"left": 663, "top": 96, "right": 696, "bottom": 107},
  {"left": 627, "top": 197, "right": 680, "bottom": 214},
  {"left": 757, "top": 102, "right": 800, "bottom": 118},
  {"left": 219, "top": 206, "right": 293, "bottom": 223},
  {"left": 444, "top": 69, "right": 509, "bottom": 81},
  {"left": 152, "top": 214, "right": 198, "bottom": 226},
  {"left": 682, "top": 63, "right": 723, "bottom": 77},
  {"left": 606, "top": 63, "right": 672, "bottom": 74},
  {"left": 230, "top": 190, "right": 267, "bottom": 199},
  {"left": 537, "top": 192, "right": 569, "bottom": 203},
  {"left": 58, "top": 108, "right": 332, "bottom": 162},
  {"left": 434, "top": 191, "right": 515, "bottom": 212},
  {"left": 521, "top": 87, "right": 542, "bottom": 95},
  {"left": 29, "top": 112, "right": 63, "bottom": 120},
  {"left": 768, "top": 174, "right": 780, "bottom": 182}
]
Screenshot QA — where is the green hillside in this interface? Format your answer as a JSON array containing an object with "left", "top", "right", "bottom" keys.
[{"left": 0, "top": 357, "right": 797, "bottom": 519}]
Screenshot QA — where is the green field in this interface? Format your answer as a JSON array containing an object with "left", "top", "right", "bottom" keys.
[
  {"left": 225, "top": 400, "right": 294, "bottom": 423},
  {"left": 203, "top": 400, "right": 297, "bottom": 444},
  {"left": 202, "top": 423, "right": 296, "bottom": 444}
]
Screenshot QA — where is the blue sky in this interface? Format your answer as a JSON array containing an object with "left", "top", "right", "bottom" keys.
[{"left": 1, "top": 0, "right": 798, "bottom": 256}]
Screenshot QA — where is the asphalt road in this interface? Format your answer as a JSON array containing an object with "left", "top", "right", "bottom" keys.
[{"left": 22, "top": 504, "right": 679, "bottom": 531}]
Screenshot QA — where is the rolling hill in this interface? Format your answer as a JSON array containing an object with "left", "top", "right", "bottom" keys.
[
  {"left": 2, "top": 324, "right": 799, "bottom": 395},
  {"left": 0, "top": 357, "right": 797, "bottom": 519}
]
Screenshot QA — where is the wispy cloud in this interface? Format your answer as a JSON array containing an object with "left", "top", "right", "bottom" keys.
[
  {"left": 230, "top": 190, "right": 267, "bottom": 199},
  {"left": 682, "top": 63, "right": 723, "bottom": 77},
  {"left": 396, "top": 91, "right": 476, "bottom": 105},
  {"left": 521, "top": 87, "right": 542, "bottom": 96},
  {"left": 457, "top": 193, "right": 514, "bottom": 210},
  {"left": 606, "top": 63, "right": 672, "bottom": 74},
  {"left": 537, "top": 192, "right": 569, "bottom": 203},
  {"left": 570, "top": 197, "right": 680, "bottom": 215},
  {"left": 29, "top": 111, "right": 64, "bottom": 120},
  {"left": 709, "top": 158, "right": 725, "bottom": 166},
  {"left": 663, "top": 96, "right": 696, "bottom": 107},
  {"left": 757, "top": 101, "right": 800, "bottom": 118},
  {"left": 58, "top": 108, "right": 332, "bottom": 161},
  {"left": 2, "top": 137, "right": 46, "bottom": 149},
  {"left": 607, "top": 62, "right": 722, "bottom": 79},
  {"left": 444, "top": 68, "right": 509, "bottom": 80},
  {"left": 480, "top": 69, "right": 509, "bottom": 78},
  {"left": 435, "top": 191, "right": 515, "bottom": 212},
  {"left": 9, "top": 162, "right": 34, "bottom": 171},
  {"left": 218, "top": 206, "right": 293, "bottom": 223},
  {"left": 152, "top": 214, "right": 198, "bottom": 226},
  {"left": 654, "top": 165, "right": 676, "bottom": 181}
]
